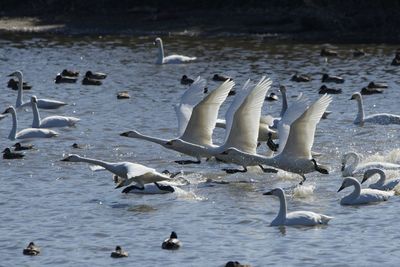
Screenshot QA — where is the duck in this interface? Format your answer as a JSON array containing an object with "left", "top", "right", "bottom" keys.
[
  {"left": 338, "top": 177, "right": 394, "bottom": 205},
  {"left": 3, "top": 148, "right": 24, "bottom": 159},
  {"left": 319, "top": 85, "right": 342, "bottom": 94},
  {"left": 55, "top": 74, "right": 78, "bottom": 84},
  {"left": 361, "top": 168, "right": 400, "bottom": 191},
  {"left": 350, "top": 92, "right": 400, "bottom": 125},
  {"left": 225, "top": 261, "right": 251, "bottom": 267},
  {"left": 23, "top": 242, "right": 40, "bottom": 256},
  {"left": 321, "top": 74, "right": 344, "bottom": 84},
  {"left": 2, "top": 106, "right": 58, "bottom": 140},
  {"left": 367, "top": 81, "right": 388, "bottom": 89},
  {"left": 9, "top": 71, "right": 67, "bottom": 109},
  {"left": 265, "top": 92, "right": 279, "bottom": 101},
  {"left": 263, "top": 188, "right": 332, "bottom": 226},
  {"left": 121, "top": 181, "right": 176, "bottom": 194},
  {"left": 30, "top": 96, "right": 80, "bottom": 128},
  {"left": 360, "top": 87, "right": 383, "bottom": 95},
  {"left": 162, "top": 232, "right": 181, "bottom": 250},
  {"left": 85, "top": 71, "right": 107, "bottom": 79},
  {"left": 391, "top": 58, "right": 400, "bottom": 66},
  {"left": 353, "top": 49, "right": 366, "bottom": 57},
  {"left": 7, "top": 78, "right": 31, "bottom": 90},
  {"left": 72, "top": 143, "right": 84, "bottom": 149},
  {"left": 212, "top": 74, "right": 232, "bottom": 82},
  {"left": 320, "top": 48, "right": 338, "bottom": 57},
  {"left": 154, "top": 37, "right": 196, "bottom": 64},
  {"left": 61, "top": 154, "right": 171, "bottom": 189},
  {"left": 290, "top": 74, "right": 311, "bottom": 82},
  {"left": 61, "top": 69, "right": 79, "bottom": 77},
  {"left": 13, "top": 142, "right": 34, "bottom": 151},
  {"left": 110, "top": 246, "right": 128, "bottom": 258},
  {"left": 117, "top": 91, "right": 130, "bottom": 99},
  {"left": 341, "top": 152, "right": 400, "bottom": 177},
  {"left": 181, "top": 75, "right": 194, "bottom": 85},
  {"left": 82, "top": 77, "right": 102, "bottom": 85}
]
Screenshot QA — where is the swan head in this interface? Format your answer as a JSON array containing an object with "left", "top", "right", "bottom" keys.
[
  {"left": 263, "top": 187, "right": 284, "bottom": 197},
  {"left": 350, "top": 92, "right": 362, "bottom": 100},
  {"left": 2, "top": 106, "right": 15, "bottom": 115},
  {"left": 61, "top": 154, "right": 81, "bottom": 162},
  {"left": 337, "top": 177, "right": 357, "bottom": 192},
  {"left": 362, "top": 168, "right": 383, "bottom": 184},
  {"left": 279, "top": 85, "right": 286, "bottom": 93},
  {"left": 30, "top": 95, "right": 38, "bottom": 103},
  {"left": 154, "top": 37, "right": 162, "bottom": 45},
  {"left": 8, "top": 70, "right": 23, "bottom": 80}
]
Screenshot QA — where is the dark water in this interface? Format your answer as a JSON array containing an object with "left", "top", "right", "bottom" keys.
[{"left": 1, "top": 36, "right": 400, "bottom": 266}]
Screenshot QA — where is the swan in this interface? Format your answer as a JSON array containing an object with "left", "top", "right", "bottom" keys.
[
  {"left": 110, "top": 246, "right": 128, "bottom": 258},
  {"left": 338, "top": 177, "right": 394, "bottom": 205},
  {"left": 121, "top": 182, "right": 176, "bottom": 194},
  {"left": 9, "top": 71, "right": 67, "bottom": 109},
  {"left": 217, "top": 94, "right": 332, "bottom": 184},
  {"left": 61, "top": 154, "right": 171, "bottom": 189},
  {"left": 121, "top": 77, "right": 235, "bottom": 164},
  {"left": 361, "top": 168, "right": 400, "bottom": 191},
  {"left": 162, "top": 232, "right": 181, "bottom": 250},
  {"left": 2, "top": 106, "right": 58, "bottom": 140},
  {"left": 263, "top": 188, "right": 332, "bottom": 226},
  {"left": 23, "top": 242, "right": 40, "bottom": 256},
  {"left": 154, "top": 37, "right": 196, "bottom": 64},
  {"left": 30, "top": 96, "right": 80, "bottom": 128},
  {"left": 350, "top": 92, "right": 400, "bottom": 125},
  {"left": 341, "top": 152, "right": 400, "bottom": 177}
]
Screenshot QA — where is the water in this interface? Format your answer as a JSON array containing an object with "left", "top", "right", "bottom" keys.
[{"left": 1, "top": 35, "right": 400, "bottom": 266}]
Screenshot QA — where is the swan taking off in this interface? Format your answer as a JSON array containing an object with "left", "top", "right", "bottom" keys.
[
  {"left": 30, "top": 96, "right": 79, "bottom": 128},
  {"left": 9, "top": 71, "right": 67, "bottom": 109},
  {"left": 362, "top": 168, "right": 400, "bottom": 191},
  {"left": 154, "top": 37, "right": 196, "bottom": 64},
  {"left": 2, "top": 106, "right": 58, "bottom": 140},
  {"left": 61, "top": 154, "right": 171, "bottom": 189},
  {"left": 341, "top": 152, "right": 400, "bottom": 177},
  {"left": 350, "top": 92, "right": 400, "bottom": 125},
  {"left": 338, "top": 177, "right": 394, "bottom": 205},
  {"left": 263, "top": 188, "right": 332, "bottom": 226}
]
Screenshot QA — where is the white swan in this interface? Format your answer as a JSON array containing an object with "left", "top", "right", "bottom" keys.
[
  {"left": 338, "top": 177, "right": 394, "bottom": 205},
  {"left": 361, "top": 168, "right": 400, "bottom": 191},
  {"left": 341, "top": 152, "right": 400, "bottom": 177},
  {"left": 263, "top": 188, "right": 332, "bottom": 226},
  {"left": 121, "top": 77, "right": 235, "bottom": 164},
  {"left": 217, "top": 94, "right": 332, "bottom": 183},
  {"left": 154, "top": 38, "right": 196, "bottom": 64},
  {"left": 350, "top": 92, "right": 400, "bottom": 125},
  {"left": 2, "top": 106, "right": 58, "bottom": 140},
  {"left": 9, "top": 71, "right": 67, "bottom": 109},
  {"left": 30, "top": 96, "right": 79, "bottom": 128},
  {"left": 61, "top": 154, "right": 171, "bottom": 189}
]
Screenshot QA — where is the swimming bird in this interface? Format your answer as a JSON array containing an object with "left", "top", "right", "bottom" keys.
[
  {"left": 338, "top": 177, "right": 394, "bottom": 205},
  {"left": 218, "top": 94, "right": 331, "bottom": 183},
  {"left": 367, "top": 82, "right": 388, "bottom": 89},
  {"left": 8, "top": 78, "right": 31, "bottom": 90},
  {"left": 263, "top": 188, "right": 332, "bottom": 226},
  {"left": 321, "top": 74, "right": 344, "bottom": 84},
  {"left": 23, "top": 242, "right": 40, "bottom": 256},
  {"left": 30, "top": 96, "right": 80, "bottom": 128},
  {"left": 162, "top": 232, "right": 181, "bottom": 250},
  {"left": 181, "top": 75, "right": 194, "bottom": 85},
  {"left": 265, "top": 92, "right": 278, "bottom": 101},
  {"left": 3, "top": 148, "right": 24, "bottom": 159},
  {"left": 291, "top": 74, "right": 311, "bottom": 82},
  {"left": 55, "top": 74, "right": 78, "bottom": 83},
  {"left": 320, "top": 48, "right": 338, "bottom": 57},
  {"left": 61, "top": 69, "right": 79, "bottom": 77},
  {"left": 360, "top": 87, "right": 383, "bottom": 95},
  {"left": 213, "top": 74, "right": 232, "bottom": 81},
  {"left": 61, "top": 154, "right": 171, "bottom": 189},
  {"left": 117, "top": 91, "right": 130, "bottom": 99},
  {"left": 225, "top": 261, "right": 251, "bottom": 267},
  {"left": 13, "top": 142, "right": 34, "bottom": 151},
  {"left": 110, "top": 246, "right": 128, "bottom": 258},
  {"left": 82, "top": 77, "right": 102, "bottom": 85},
  {"left": 9, "top": 71, "right": 67, "bottom": 109},
  {"left": 362, "top": 168, "right": 400, "bottom": 191},
  {"left": 2, "top": 106, "right": 58, "bottom": 140},
  {"left": 350, "top": 92, "right": 400, "bottom": 125},
  {"left": 85, "top": 71, "right": 107, "bottom": 79},
  {"left": 121, "top": 182, "right": 176, "bottom": 194},
  {"left": 319, "top": 85, "right": 342, "bottom": 94},
  {"left": 341, "top": 152, "right": 400, "bottom": 177},
  {"left": 353, "top": 49, "right": 366, "bottom": 57},
  {"left": 154, "top": 37, "right": 196, "bottom": 64}
]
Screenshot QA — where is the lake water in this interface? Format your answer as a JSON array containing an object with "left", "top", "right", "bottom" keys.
[{"left": 1, "top": 35, "right": 400, "bottom": 266}]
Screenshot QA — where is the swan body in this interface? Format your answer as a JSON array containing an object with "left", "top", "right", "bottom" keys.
[
  {"left": 155, "top": 37, "right": 196, "bottom": 64},
  {"left": 350, "top": 92, "right": 400, "bottom": 125},
  {"left": 341, "top": 152, "right": 400, "bottom": 177},
  {"left": 264, "top": 188, "right": 332, "bottom": 226},
  {"left": 9, "top": 71, "right": 67, "bottom": 109},
  {"left": 338, "top": 177, "right": 394, "bottom": 205},
  {"left": 61, "top": 154, "right": 171, "bottom": 188},
  {"left": 362, "top": 168, "right": 400, "bottom": 191},
  {"left": 2, "top": 106, "right": 58, "bottom": 140},
  {"left": 31, "top": 96, "right": 79, "bottom": 128}
]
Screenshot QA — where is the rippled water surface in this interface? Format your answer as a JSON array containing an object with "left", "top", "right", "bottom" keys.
[{"left": 1, "top": 36, "right": 400, "bottom": 266}]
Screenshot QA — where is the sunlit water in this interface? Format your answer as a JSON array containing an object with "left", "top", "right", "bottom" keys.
[{"left": 1, "top": 36, "right": 400, "bottom": 266}]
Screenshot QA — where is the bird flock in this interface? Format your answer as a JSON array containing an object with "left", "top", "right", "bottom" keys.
[{"left": 3, "top": 38, "right": 400, "bottom": 264}]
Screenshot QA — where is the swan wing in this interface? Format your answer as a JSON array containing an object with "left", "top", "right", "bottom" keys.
[
  {"left": 16, "top": 128, "right": 58, "bottom": 139},
  {"left": 126, "top": 163, "right": 171, "bottom": 183},
  {"left": 260, "top": 115, "right": 275, "bottom": 126},
  {"left": 279, "top": 94, "right": 332, "bottom": 158},
  {"left": 180, "top": 79, "right": 235, "bottom": 145},
  {"left": 41, "top": 116, "right": 80, "bottom": 128},
  {"left": 286, "top": 211, "right": 332, "bottom": 226},
  {"left": 176, "top": 77, "right": 207, "bottom": 137},
  {"left": 223, "top": 77, "right": 272, "bottom": 153}
]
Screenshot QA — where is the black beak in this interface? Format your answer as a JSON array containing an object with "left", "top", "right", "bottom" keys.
[
  {"left": 7, "top": 73, "right": 14, "bottom": 77},
  {"left": 165, "top": 141, "right": 172, "bottom": 145},
  {"left": 341, "top": 164, "right": 345, "bottom": 171},
  {"left": 349, "top": 96, "right": 354, "bottom": 100},
  {"left": 263, "top": 190, "right": 273, "bottom": 195},
  {"left": 2, "top": 110, "right": 8, "bottom": 115},
  {"left": 120, "top": 132, "right": 129, "bottom": 137},
  {"left": 361, "top": 177, "right": 367, "bottom": 184},
  {"left": 115, "top": 182, "right": 124, "bottom": 189},
  {"left": 337, "top": 184, "right": 345, "bottom": 192},
  {"left": 60, "top": 158, "right": 69, "bottom": 161}
]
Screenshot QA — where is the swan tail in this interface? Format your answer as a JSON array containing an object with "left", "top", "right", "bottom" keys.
[{"left": 319, "top": 215, "right": 333, "bottom": 224}]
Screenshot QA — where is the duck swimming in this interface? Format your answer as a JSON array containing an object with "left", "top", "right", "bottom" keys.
[
  {"left": 319, "top": 85, "right": 342, "bottom": 94},
  {"left": 213, "top": 74, "right": 232, "bottom": 82},
  {"left": 290, "top": 74, "right": 311, "bottom": 82},
  {"left": 265, "top": 92, "right": 279, "bottom": 101},
  {"left": 82, "top": 77, "right": 102, "bottom": 85},
  {"left": 7, "top": 78, "right": 31, "bottom": 90},
  {"left": 3, "top": 148, "right": 24, "bottom": 159},
  {"left": 110, "top": 246, "right": 128, "bottom": 258},
  {"left": 85, "top": 71, "right": 107, "bottom": 79},
  {"left": 13, "top": 142, "right": 34, "bottom": 151},
  {"left": 353, "top": 49, "right": 366, "bottom": 57},
  {"left": 23, "top": 242, "right": 40, "bottom": 256},
  {"left": 181, "top": 75, "right": 194, "bottom": 85},
  {"left": 367, "top": 81, "right": 388, "bottom": 89},
  {"left": 320, "top": 48, "right": 338, "bottom": 57},
  {"left": 55, "top": 74, "right": 78, "bottom": 84},
  {"left": 360, "top": 87, "right": 383, "bottom": 95},
  {"left": 162, "top": 232, "right": 181, "bottom": 250},
  {"left": 117, "top": 91, "right": 130, "bottom": 99},
  {"left": 321, "top": 74, "right": 344, "bottom": 84},
  {"left": 61, "top": 69, "right": 79, "bottom": 77}
]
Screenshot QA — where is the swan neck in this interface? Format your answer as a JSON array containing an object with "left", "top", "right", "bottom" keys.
[
  {"left": 280, "top": 90, "right": 288, "bottom": 117},
  {"left": 375, "top": 170, "right": 386, "bottom": 186},
  {"left": 76, "top": 157, "right": 113, "bottom": 170},
  {"left": 9, "top": 110, "right": 17, "bottom": 140},
  {"left": 275, "top": 191, "right": 287, "bottom": 224},
  {"left": 16, "top": 74, "right": 23, "bottom": 107},
  {"left": 157, "top": 41, "right": 164, "bottom": 64},
  {"left": 349, "top": 179, "right": 362, "bottom": 199},
  {"left": 345, "top": 153, "right": 359, "bottom": 175},
  {"left": 354, "top": 98, "right": 364, "bottom": 124},
  {"left": 133, "top": 132, "right": 168, "bottom": 146},
  {"left": 31, "top": 101, "right": 41, "bottom": 127}
]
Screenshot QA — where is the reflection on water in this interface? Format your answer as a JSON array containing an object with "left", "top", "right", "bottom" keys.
[{"left": 1, "top": 36, "right": 400, "bottom": 266}]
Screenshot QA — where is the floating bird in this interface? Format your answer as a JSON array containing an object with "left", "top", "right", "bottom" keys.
[
  {"left": 85, "top": 71, "right": 107, "bottom": 79},
  {"left": 225, "top": 261, "right": 251, "bottom": 267},
  {"left": 213, "top": 74, "right": 232, "bottom": 82},
  {"left": 72, "top": 143, "right": 84, "bottom": 149},
  {"left": 13, "top": 142, "right": 34, "bottom": 151},
  {"left": 265, "top": 92, "right": 279, "bottom": 101},
  {"left": 117, "top": 91, "right": 130, "bottom": 99},
  {"left": 55, "top": 74, "right": 78, "bottom": 83},
  {"left": 162, "top": 232, "right": 181, "bottom": 250},
  {"left": 353, "top": 49, "right": 366, "bottom": 57},
  {"left": 82, "top": 77, "right": 102, "bottom": 85},
  {"left": 264, "top": 188, "right": 332, "bottom": 226},
  {"left": 110, "top": 246, "right": 128, "bottom": 258},
  {"left": 360, "top": 87, "right": 384, "bottom": 95},
  {"left": 320, "top": 48, "right": 338, "bottom": 57},
  {"left": 338, "top": 177, "right": 394, "bottom": 205},
  {"left": 362, "top": 168, "right": 400, "bottom": 191},
  {"left": 367, "top": 82, "right": 388, "bottom": 89},
  {"left": 61, "top": 69, "right": 79, "bottom": 77},
  {"left": 291, "top": 74, "right": 311, "bottom": 82},
  {"left": 7, "top": 78, "right": 31, "bottom": 90},
  {"left": 23, "top": 242, "right": 40, "bottom": 256},
  {"left": 319, "top": 85, "right": 342, "bottom": 94},
  {"left": 154, "top": 37, "right": 196, "bottom": 64},
  {"left": 321, "top": 74, "right": 344, "bottom": 83},
  {"left": 181, "top": 75, "right": 194, "bottom": 85},
  {"left": 3, "top": 148, "right": 24, "bottom": 159}
]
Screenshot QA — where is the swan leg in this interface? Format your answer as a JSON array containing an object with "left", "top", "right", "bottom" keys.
[
  {"left": 174, "top": 159, "right": 201, "bottom": 165},
  {"left": 267, "top": 133, "right": 279, "bottom": 152},
  {"left": 299, "top": 174, "right": 306, "bottom": 185},
  {"left": 161, "top": 170, "right": 181, "bottom": 178},
  {"left": 122, "top": 184, "right": 144, "bottom": 193},
  {"left": 258, "top": 165, "right": 278, "bottom": 173},
  {"left": 311, "top": 158, "right": 329, "bottom": 174},
  {"left": 222, "top": 167, "right": 247, "bottom": 174}
]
